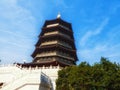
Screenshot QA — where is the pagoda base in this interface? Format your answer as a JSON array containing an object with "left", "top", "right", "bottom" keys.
[{"left": 16, "top": 60, "right": 73, "bottom": 68}]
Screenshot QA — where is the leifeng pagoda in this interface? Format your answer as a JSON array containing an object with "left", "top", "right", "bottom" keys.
[{"left": 17, "top": 14, "right": 78, "bottom": 67}]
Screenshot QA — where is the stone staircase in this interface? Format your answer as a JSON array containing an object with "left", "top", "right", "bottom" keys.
[{"left": 0, "top": 65, "right": 60, "bottom": 90}]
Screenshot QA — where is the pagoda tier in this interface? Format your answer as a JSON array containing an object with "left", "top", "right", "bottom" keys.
[
  {"left": 32, "top": 44, "right": 77, "bottom": 60},
  {"left": 31, "top": 17, "right": 78, "bottom": 67},
  {"left": 35, "top": 27, "right": 76, "bottom": 50},
  {"left": 43, "top": 18, "right": 72, "bottom": 30},
  {"left": 40, "top": 24, "right": 73, "bottom": 37},
  {"left": 35, "top": 36, "right": 76, "bottom": 50}
]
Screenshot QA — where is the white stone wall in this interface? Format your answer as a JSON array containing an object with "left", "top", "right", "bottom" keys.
[{"left": 0, "top": 64, "right": 61, "bottom": 90}]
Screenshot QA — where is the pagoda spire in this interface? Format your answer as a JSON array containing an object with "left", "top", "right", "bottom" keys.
[{"left": 57, "top": 12, "right": 61, "bottom": 19}]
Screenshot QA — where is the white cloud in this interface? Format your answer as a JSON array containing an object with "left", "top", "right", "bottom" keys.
[
  {"left": 0, "top": 0, "right": 37, "bottom": 64},
  {"left": 80, "top": 18, "right": 109, "bottom": 46},
  {"left": 77, "top": 22, "right": 120, "bottom": 65},
  {"left": 77, "top": 43, "right": 120, "bottom": 65}
]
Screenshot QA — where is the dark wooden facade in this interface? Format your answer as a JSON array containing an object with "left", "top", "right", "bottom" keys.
[{"left": 17, "top": 17, "right": 78, "bottom": 67}]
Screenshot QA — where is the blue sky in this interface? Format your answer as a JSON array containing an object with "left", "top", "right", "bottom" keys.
[{"left": 0, "top": 0, "right": 120, "bottom": 65}]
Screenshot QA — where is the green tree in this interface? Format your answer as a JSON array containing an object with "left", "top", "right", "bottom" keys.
[{"left": 56, "top": 57, "right": 120, "bottom": 90}]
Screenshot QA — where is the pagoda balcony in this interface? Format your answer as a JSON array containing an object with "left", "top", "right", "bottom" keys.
[
  {"left": 35, "top": 54, "right": 75, "bottom": 60},
  {"left": 36, "top": 59, "right": 56, "bottom": 63},
  {"left": 32, "top": 44, "right": 77, "bottom": 59},
  {"left": 59, "top": 24, "right": 70, "bottom": 31},
  {"left": 39, "top": 33, "right": 74, "bottom": 43},
  {"left": 36, "top": 36, "right": 75, "bottom": 49},
  {"left": 35, "top": 44, "right": 76, "bottom": 56},
  {"left": 58, "top": 42, "right": 72, "bottom": 49},
  {"left": 40, "top": 41, "right": 57, "bottom": 46},
  {"left": 40, "top": 40, "right": 72, "bottom": 49},
  {"left": 46, "top": 23, "right": 59, "bottom": 28},
  {"left": 44, "top": 31, "right": 58, "bottom": 36},
  {"left": 34, "top": 56, "right": 75, "bottom": 64},
  {"left": 42, "top": 25, "right": 73, "bottom": 36},
  {"left": 46, "top": 23, "right": 70, "bottom": 31},
  {"left": 41, "top": 33, "right": 74, "bottom": 43},
  {"left": 43, "top": 31, "right": 71, "bottom": 39},
  {"left": 35, "top": 52, "right": 74, "bottom": 61},
  {"left": 57, "top": 55, "right": 75, "bottom": 61},
  {"left": 35, "top": 52, "right": 57, "bottom": 57}
]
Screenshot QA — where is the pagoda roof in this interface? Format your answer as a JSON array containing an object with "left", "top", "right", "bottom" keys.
[
  {"left": 39, "top": 26, "right": 73, "bottom": 38},
  {"left": 40, "top": 33, "right": 74, "bottom": 43},
  {"left": 35, "top": 35, "right": 75, "bottom": 48},
  {"left": 32, "top": 44, "right": 76, "bottom": 55},
  {"left": 34, "top": 55, "right": 75, "bottom": 62},
  {"left": 43, "top": 18, "right": 72, "bottom": 30},
  {"left": 42, "top": 24, "right": 73, "bottom": 33},
  {"left": 16, "top": 60, "right": 73, "bottom": 68},
  {"left": 32, "top": 44, "right": 78, "bottom": 61}
]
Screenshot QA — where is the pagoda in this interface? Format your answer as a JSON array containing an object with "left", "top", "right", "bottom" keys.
[
  {"left": 0, "top": 14, "right": 78, "bottom": 90},
  {"left": 18, "top": 14, "right": 78, "bottom": 67}
]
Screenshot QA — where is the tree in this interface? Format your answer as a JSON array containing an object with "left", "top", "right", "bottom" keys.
[{"left": 56, "top": 57, "right": 120, "bottom": 90}]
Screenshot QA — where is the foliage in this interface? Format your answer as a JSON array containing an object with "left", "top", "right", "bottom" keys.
[{"left": 56, "top": 57, "right": 120, "bottom": 90}]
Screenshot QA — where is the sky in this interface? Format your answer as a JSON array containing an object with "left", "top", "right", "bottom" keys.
[{"left": 0, "top": 0, "right": 120, "bottom": 65}]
